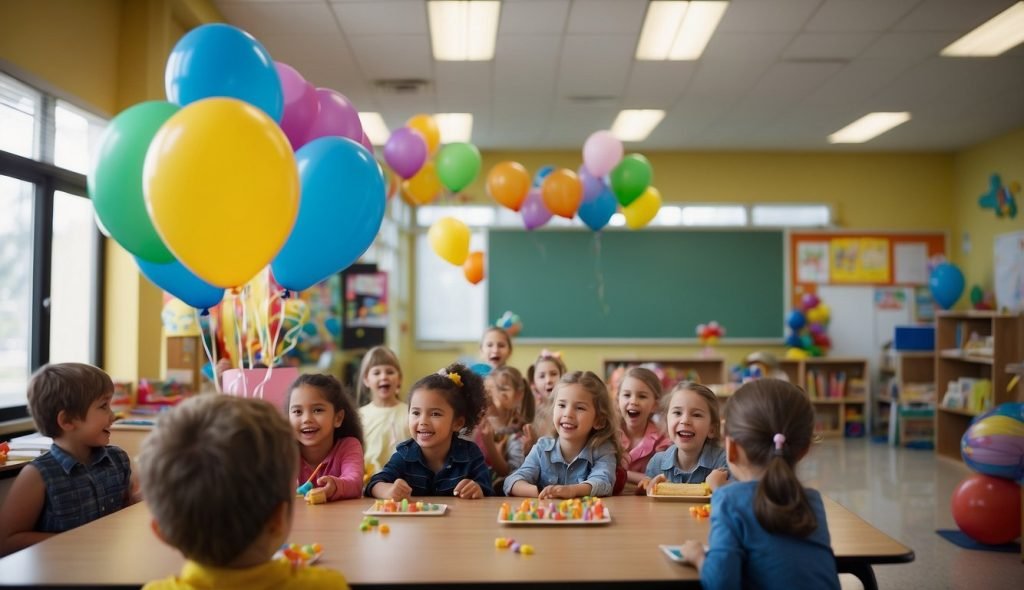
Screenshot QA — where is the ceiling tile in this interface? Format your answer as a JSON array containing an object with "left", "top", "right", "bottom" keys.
[
  {"left": 684, "top": 59, "right": 773, "bottom": 99},
  {"left": 622, "top": 62, "right": 697, "bottom": 109},
  {"left": 859, "top": 31, "right": 959, "bottom": 59},
  {"left": 435, "top": 62, "right": 493, "bottom": 109},
  {"left": 805, "top": 0, "right": 919, "bottom": 32},
  {"left": 494, "top": 35, "right": 562, "bottom": 101},
  {"left": 802, "top": 58, "right": 918, "bottom": 106},
  {"left": 556, "top": 35, "right": 635, "bottom": 98},
  {"left": 565, "top": 0, "right": 647, "bottom": 34},
  {"left": 330, "top": 1, "right": 427, "bottom": 36},
  {"left": 701, "top": 32, "right": 795, "bottom": 61},
  {"left": 349, "top": 35, "right": 433, "bottom": 80},
  {"left": 717, "top": 0, "right": 823, "bottom": 33},
  {"left": 216, "top": 1, "right": 339, "bottom": 36},
  {"left": 499, "top": 0, "right": 571, "bottom": 34},
  {"left": 257, "top": 34, "right": 352, "bottom": 68},
  {"left": 782, "top": 33, "right": 878, "bottom": 60},
  {"left": 893, "top": 0, "right": 1017, "bottom": 32},
  {"left": 545, "top": 103, "right": 619, "bottom": 146}
]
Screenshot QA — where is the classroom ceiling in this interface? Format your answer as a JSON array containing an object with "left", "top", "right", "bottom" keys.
[{"left": 214, "top": 0, "right": 1024, "bottom": 152}]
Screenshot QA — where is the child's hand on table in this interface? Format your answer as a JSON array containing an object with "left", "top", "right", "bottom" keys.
[
  {"left": 538, "top": 484, "right": 576, "bottom": 499},
  {"left": 453, "top": 479, "right": 483, "bottom": 499},
  {"left": 384, "top": 479, "right": 412, "bottom": 501},
  {"left": 639, "top": 474, "right": 666, "bottom": 495},
  {"left": 707, "top": 468, "right": 728, "bottom": 490},
  {"left": 680, "top": 540, "right": 706, "bottom": 569},
  {"left": 312, "top": 477, "right": 337, "bottom": 500}
]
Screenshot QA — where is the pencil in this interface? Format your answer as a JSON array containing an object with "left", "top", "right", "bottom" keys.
[{"left": 305, "top": 461, "right": 326, "bottom": 484}]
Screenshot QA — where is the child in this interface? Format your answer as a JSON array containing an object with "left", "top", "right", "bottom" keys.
[
  {"left": 638, "top": 382, "right": 728, "bottom": 493},
  {"left": 617, "top": 367, "right": 671, "bottom": 487},
  {"left": 504, "top": 371, "right": 621, "bottom": 499},
  {"left": 357, "top": 346, "right": 407, "bottom": 472},
  {"left": 140, "top": 395, "right": 348, "bottom": 589},
  {"left": 0, "top": 363, "right": 138, "bottom": 556},
  {"left": 287, "top": 374, "right": 365, "bottom": 501},
  {"left": 527, "top": 349, "right": 566, "bottom": 405},
  {"left": 480, "top": 326, "right": 513, "bottom": 370},
  {"left": 477, "top": 367, "right": 535, "bottom": 485},
  {"left": 680, "top": 379, "right": 839, "bottom": 589},
  {"left": 365, "top": 363, "right": 493, "bottom": 499}
]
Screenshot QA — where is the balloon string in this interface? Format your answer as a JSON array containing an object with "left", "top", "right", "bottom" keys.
[
  {"left": 231, "top": 291, "right": 248, "bottom": 397},
  {"left": 253, "top": 289, "right": 286, "bottom": 400},
  {"left": 241, "top": 285, "right": 254, "bottom": 371},
  {"left": 195, "top": 308, "right": 221, "bottom": 393},
  {"left": 267, "top": 291, "right": 289, "bottom": 367},
  {"left": 275, "top": 303, "right": 307, "bottom": 360},
  {"left": 593, "top": 232, "right": 610, "bottom": 316}
]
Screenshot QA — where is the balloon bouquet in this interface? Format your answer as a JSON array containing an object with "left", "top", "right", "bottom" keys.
[
  {"left": 952, "top": 403, "right": 1023, "bottom": 545},
  {"left": 695, "top": 321, "right": 725, "bottom": 356},
  {"left": 89, "top": 23, "right": 386, "bottom": 393},
  {"left": 784, "top": 293, "right": 831, "bottom": 359}
]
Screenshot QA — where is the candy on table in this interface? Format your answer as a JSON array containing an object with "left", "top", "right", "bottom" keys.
[
  {"left": 379, "top": 524, "right": 390, "bottom": 534},
  {"left": 499, "top": 497, "right": 607, "bottom": 522},
  {"left": 369, "top": 498, "right": 443, "bottom": 513},
  {"left": 494, "top": 537, "right": 535, "bottom": 554},
  {"left": 305, "top": 488, "right": 327, "bottom": 505},
  {"left": 277, "top": 542, "right": 322, "bottom": 566},
  {"left": 359, "top": 516, "right": 392, "bottom": 534},
  {"left": 689, "top": 504, "right": 711, "bottom": 518},
  {"left": 0, "top": 441, "right": 8, "bottom": 465}
]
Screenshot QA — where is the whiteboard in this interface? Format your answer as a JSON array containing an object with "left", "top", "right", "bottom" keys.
[{"left": 995, "top": 230, "right": 1024, "bottom": 313}]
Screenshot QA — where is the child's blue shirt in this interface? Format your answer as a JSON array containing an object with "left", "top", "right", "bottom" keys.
[
  {"left": 364, "top": 435, "right": 494, "bottom": 497},
  {"left": 701, "top": 480, "right": 840, "bottom": 590},
  {"left": 32, "top": 443, "right": 131, "bottom": 533},
  {"left": 502, "top": 436, "right": 617, "bottom": 496},
  {"left": 645, "top": 443, "right": 727, "bottom": 483}
]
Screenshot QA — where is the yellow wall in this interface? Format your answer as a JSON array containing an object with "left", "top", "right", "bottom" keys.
[
  {"left": 0, "top": 0, "right": 222, "bottom": 381},
  {"left": 951, "top": 127, "right": 1024, "bottom": 297},
  {"left": 403, "top": 150, "right": 956, "bottom": 381}
]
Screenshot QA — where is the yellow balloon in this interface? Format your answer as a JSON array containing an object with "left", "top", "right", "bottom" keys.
[
  {"left": 402, "top": 161, "right": 442, "bottom": 205},
  {"left": 407, "top": 114, "right": 440, "bottom": 155},
  {"left": 144, "top": 98, "right": 299, "bottom": 288},
  {"left": 623, "top": 186, "right": 662, "bottom": 229},
  {"left": 428, "top": 216, "right": 470, "bottom": 266}
]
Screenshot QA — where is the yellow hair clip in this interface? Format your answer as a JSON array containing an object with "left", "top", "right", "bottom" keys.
[{"left": 437, "top": 368, "right": 463, "bottom": 387}]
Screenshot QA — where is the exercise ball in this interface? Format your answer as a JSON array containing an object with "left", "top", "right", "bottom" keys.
[
  {"left": 961, "top": 403, "right": 1024, "bottom": 482},
  {"left": 951, "top": 473, "right": 1021, "bottom": 544}
]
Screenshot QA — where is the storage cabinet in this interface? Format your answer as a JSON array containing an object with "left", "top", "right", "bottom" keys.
[{"left": 878, "top": 352, "right": 935, "bottom": 446}]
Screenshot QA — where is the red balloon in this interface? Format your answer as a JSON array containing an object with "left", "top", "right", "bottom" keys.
[{"left": 951, "top": 474, "right": 1021, "bottom": 544}]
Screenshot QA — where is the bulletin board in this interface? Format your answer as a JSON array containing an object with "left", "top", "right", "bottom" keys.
[{"left": 789, "top": 231, "right": 946, "bottom": 307}]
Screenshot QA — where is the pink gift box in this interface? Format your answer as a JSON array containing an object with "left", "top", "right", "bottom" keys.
[{"left": 221, "top": 367, "right": 300, "bottom": 413}]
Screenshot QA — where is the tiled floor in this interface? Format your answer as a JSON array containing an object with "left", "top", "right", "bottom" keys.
[{"left": 799, "top": 438, "right": 1022, "bottom": 589}]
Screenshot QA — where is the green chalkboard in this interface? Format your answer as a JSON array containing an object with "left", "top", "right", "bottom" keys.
[{"left": 487, "top": 229, "right": 784, "bottom": 340}]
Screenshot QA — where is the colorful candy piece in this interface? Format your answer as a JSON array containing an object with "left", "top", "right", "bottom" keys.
[
  {"left": 520, "top": 544, "right": 535, "bottom": 555},
  {"left": 379, "top": 524, "right": 390, "bottom": 534},
  {"left": 296, "top": 481, "right": 313, "bottom": 496},
  {"left": 305, "top": 488, "right": 327, "bottom": 505}
]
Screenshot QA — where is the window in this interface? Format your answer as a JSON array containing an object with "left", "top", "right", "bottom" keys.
[
  {"left": 0, "top": 71, "right": 104, "bottom": 415},
  {"left": 680, "top": 205, "right": 747, "bottom": 226},
  {"left": 751, "top": 204, "right": 831, "bottom": 227},
  {"left": 414, "top": 231, "right": 487, "bottom": 342}
]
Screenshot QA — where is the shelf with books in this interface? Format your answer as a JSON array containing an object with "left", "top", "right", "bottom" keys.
[
  {"left": 935, "top": 311, "right": 1023, "bottom": 461},
  {"left": 801, "top": 358, "right": 869, "bottom": 438},
  {"left": 877, "top": 351, "right": 935, "bottom": 445},
  {"left": 602, "top": 357, "right": 727, "bottom": 394}
]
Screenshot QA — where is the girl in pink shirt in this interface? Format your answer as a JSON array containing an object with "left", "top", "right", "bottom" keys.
[
  {"left": 287, "top": 374, "right": 365, "bottom": 501},
  {"left": 617, "top": 367, "right": 670, "bottom": 489}
]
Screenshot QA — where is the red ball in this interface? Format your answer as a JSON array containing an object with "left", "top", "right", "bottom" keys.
[{"left": 951, "top": 474, "right": 1021, "bottom": 544}]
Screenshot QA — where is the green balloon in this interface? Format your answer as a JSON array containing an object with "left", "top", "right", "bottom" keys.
[
  {"left": 969, "top": 285, "right": 984, "bottom": 305},
  {"left": 88, "top": 101, "right": 179, "bottom": 263},
  {"left": 610, "top": 153, "right": 652, "bottom": 207},
  {"left": 436, "top": 142, "right": 482, "bottom": 193}
]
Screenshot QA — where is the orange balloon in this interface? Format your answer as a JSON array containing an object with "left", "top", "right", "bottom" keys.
[
  {"left": 487, "top": 161, "right": 530, "bottom": 211},
  {"left": 463, "top": 251, "right": 485, "bottom": 285},
  {"left": 406, "top": 114, "right": 440, "bottom": 155},
  {"left": 541, "top": 168, "right": 583, "bottom": 218},
  {"left": 402, "top": 161, "right": 442, "bottom": 205}
]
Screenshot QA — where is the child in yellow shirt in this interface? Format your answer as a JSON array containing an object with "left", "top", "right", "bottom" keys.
[{"left": 140, "top": 394, "right": 348, "bottom": 589}]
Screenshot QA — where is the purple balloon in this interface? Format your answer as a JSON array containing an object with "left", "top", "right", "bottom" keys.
[
  {"left": 578, "top": 165, "right": 605, "bottom": 204},
  {"left": 304, "top": 88, "right": 362, "bottom": 144},
  {"left": 274, "top": 62, "right": 319, "bottom": 150},
  {"left": 384, "top": 127, "right": 428, "bottom": 179},
  {"left": 521, "top": 189, "right": 552, "bottom": 230}
]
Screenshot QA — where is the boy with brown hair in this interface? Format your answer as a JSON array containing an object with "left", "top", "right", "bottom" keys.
[
  {"left": 0, "top": 363, "right": 137, "bottom": 556},
  {"left": 140, "top": 394, "right": 348, "bottom": 589}
]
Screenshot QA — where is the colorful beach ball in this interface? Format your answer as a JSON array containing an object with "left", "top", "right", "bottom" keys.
[{"left": 960, "top": 403, "right": 1024, "bottom": 482}]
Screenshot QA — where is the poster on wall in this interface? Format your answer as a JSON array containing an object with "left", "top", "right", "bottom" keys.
[
  {"left": 994, "top": 230, "right": 1024, "bottom": 313},
  {"left": 914, "top": 286, "right": 936, "bottom": 323},
  {"left": 345, "top": 272, "right": 388, "bottom": 328},
  {"left": 831, "top": 237, "right": 891, "bottom": 283},
  {"left": 797, "top": 241, "right": 830, "bottom": 283},
  {"left": 893, "top": 242, "right": 929, "bottom": 284},
  {"left": 874, "top": 288, "right": 906, "bottom": 311}
]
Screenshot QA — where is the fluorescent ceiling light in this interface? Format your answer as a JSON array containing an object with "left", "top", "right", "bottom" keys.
[
  {"left": 941, "top": 2, "right": 1024, "bottom": 57},
  {"left": 828, "top": 112, "right": 911, "bottom": 144},
  {"left": 428, "top": 1, "right": 501, "bottom": 61},
  {"left": 436, "top": 113, "right": 473, "bottom": 143},
  {"left": 611, "top": 110, "right": 665, "bottom": 142},
  {"left": 636, "top": 1, "right": 728, "bottom": 60},
  {"left": 358, "top": 112, "right": 390, "bottom": 145}
]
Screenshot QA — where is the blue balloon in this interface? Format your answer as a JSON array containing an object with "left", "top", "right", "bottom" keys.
[
  {"left": 165, "top": 23, "right": 283, "bottom": 121},
  {"left": 532, "top": 165, "right": 554, "bottom": 187},
  {"left": 929, "top": 263, "right": 965, "bottom": 309},
  {"left": 469, "top": 362, "right": 492, "bottom": 377},
  {"left": 578, "top": 188, "right": 617, "bottom": 231},
  {"left": 271, "top": 137, "right": 386, "bottom": 292},
  {"left": 785, "top": 333, "right": 803, "bottom": 348},
  {"left": 136, "top": 257, "right": 225, "bottom": 310},
  {"left": 786, "top": 310, "right": 806, "bottom": 331}
]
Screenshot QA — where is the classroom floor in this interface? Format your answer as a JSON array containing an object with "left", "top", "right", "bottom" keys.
[{"left": 800, "top": 438, "right": 1022, "bottom": 590}]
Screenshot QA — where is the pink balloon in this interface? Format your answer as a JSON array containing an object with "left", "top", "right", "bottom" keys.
[
  {"left": 521, "top": 189, "right": 552, "bottom": 230},
  {"left": 305, "top": 88, "right": 363, "bottom": 144},
  {"left": 274, "top": 62, "right": 319, "bottom": 150},
  {"left": 583, "top": 130, "right": 624, "bottom": 177},
  {"left": 359, "top": 131, "right": 374, "bottom": 155},
  {"left": 384, "top": 127, "right": 427, "bottom": 179}
]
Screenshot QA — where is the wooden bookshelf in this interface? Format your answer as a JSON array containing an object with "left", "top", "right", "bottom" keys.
[
  {"left": 801, "top": 357, "right": 869, "bottom": 438},
  {"left": 602, "top": 357, "right": 727, "bottom": 393},
  {"left": 934, "top": 311, "right": 1023, "bottom": 461},
  {"left": 878, "top": 351, "right": 935, "bottom": 446}
]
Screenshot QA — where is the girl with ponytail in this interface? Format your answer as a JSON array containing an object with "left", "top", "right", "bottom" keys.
[{"left": 680, "top": 379, "right": 840, "bottom": 590}]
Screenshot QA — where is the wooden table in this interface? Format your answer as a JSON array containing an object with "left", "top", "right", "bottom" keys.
[{"left": 0, "top": 495, "right": 912, "bottom": 589}]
